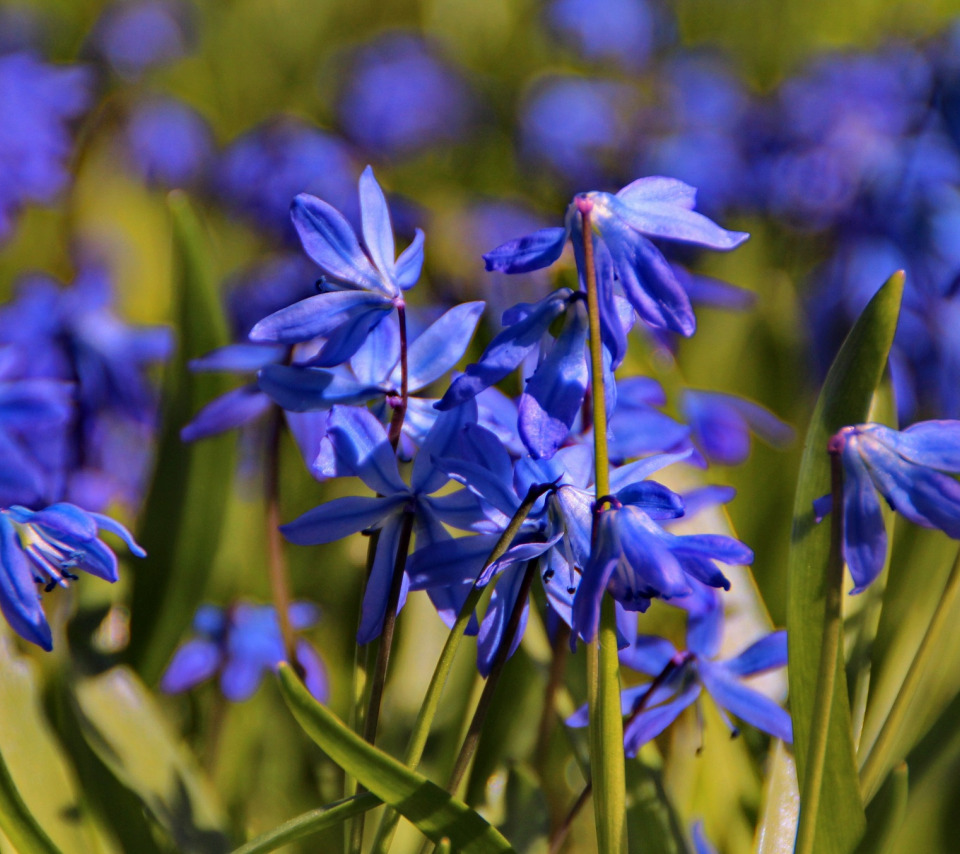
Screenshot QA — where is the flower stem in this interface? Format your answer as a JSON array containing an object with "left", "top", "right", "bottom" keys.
[
  {"left": 578, "top": 197, "right": 625, "bottom": 854},
  {"left": 795, "top": 449, "right": 846, "bottom": 854},
  {"left": 444, "top": 559, "right": 539, "bottom": 796},
  {"left": 387, "top": 303, "right": 409, "bottom": 451},
  {"left": 535, "top": 622, "right": 571, "bottom": 774},
  {"left": 264, "top": 401, "right": 296, "bottom": 664},
  {"left": 369, "top": 483, "right": 553, "bottom": 854},
  {"left": 859, "top": 544, "right": 960, "bottom": 803}
]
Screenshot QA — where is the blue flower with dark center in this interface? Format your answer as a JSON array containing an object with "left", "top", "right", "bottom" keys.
[
  {"left": 0, "top": 52, "right": 92, "bottom": 241},
  {"left": 569, "top": 584, "right": 791, "bottom": 752},
  {"left": 280, "top": 403, "right": 478, "bottom": 643},
  {"left": 160, "top": 602, "right": 328, "bottom": 702},
  {"left": 816, "top": 421, "right": 960, "bottom": 592},
  {"left": 249, "top": 166, "right": 424, "bottom": 368},
  {"left": 0, "top": 502, "right": 144, "bottom": 650},
  {"left": 483, "top": 177, "right": 749, "bottom": 340}
]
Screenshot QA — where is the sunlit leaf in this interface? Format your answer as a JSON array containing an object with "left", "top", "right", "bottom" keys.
[
  {"left": 276, "top": 664, "right": 515, "bottom": 853},
  {"left": 787, "top": 271, "right": 903, "bottom": 853}
]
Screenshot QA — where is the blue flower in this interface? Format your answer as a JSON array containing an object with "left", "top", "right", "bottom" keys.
[
  {"left": 215, "top": 117, "right": 357, "bottom": 240},
  {"left": 817, "top": 421, "right": 960, "bottom": 592},
  {"left": 249, "top": 166, "right": 425, "bottom": 368},
  {"left": 681, "top": 390, "right": 794, "bottom": 467},
  {"left": 568, "top": 584, "right": 791, "bottom": 752},
  {"left": 545, "top": 0, "right": 662, "bottom": 71},
  {"left": 160, "top": 602, "right": 328, "bottom": 702},
  {"left": 91, "top": 0, "right": 192, "bottom": 78},
  {"left": 0, "top": 52, "right": 92, "bottom": 241},
  {"left": 572, "top": 497, "right": 753, "bottom": 643},
  {"left": 124, "top": 96, "right": 214, "bottom": 189},
  {"left": 338, "top": 33, "right": 473, "bottom": 157},
  {"left": 280, "top": 403, "right": 477, "bottom": 643},
  {"left": 483, "top": 177, "right": 749, "bottom": 339},
  {"left": 0, "top": 503, "right": 145, "bottom": 650}
]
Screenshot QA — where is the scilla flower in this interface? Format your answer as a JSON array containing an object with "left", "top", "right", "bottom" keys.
[
  {"left": 817, "top": 420, "right": 960, "bottom": 592},
  {"left": 0, "top": 503, "right": 144, "bottom": 650}
]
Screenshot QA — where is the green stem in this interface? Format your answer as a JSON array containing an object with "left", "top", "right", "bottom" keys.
[
  {"left": 231, "top": 793, "right": 381, "bottom": 854},
  {"left": 535, "top": 622, "right": 571, "bottom": 775},
  {"left": 859, "top": 544, "right": 960, "bottom": 803},
  {"left": 795, "top": 450, "right": 846, "bottom": 854},
  {"left": 369, "top": 483, "right": 553, "bottom": 854},
  {"left": 578, "top": 197, "right": 625, "bottom": 854}
]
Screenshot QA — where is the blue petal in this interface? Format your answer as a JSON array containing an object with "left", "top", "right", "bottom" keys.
[
  {"left": 700, "top": 664, "right": 792, "bottom": 743},
  {"left": 685, "top": 591, "right": 724, "bottom": 658},
  {"left": 435, "top": 457, "right": 519, "bottom": 520},
  {"left": 411, "top": 398, "right": 478, "bottom": 495},
  {"left": 841, "top": 449, "right": 888, "bottom": 592},
  {"left": 280, "top": 495, "right": 404, "bottom": 545},
  {"left": 258, "top": 365, "right": 383, "bottom": 411},
  {"left": 188, "top": 343, "right": 286, "bottom": 373},
  {"left": 477, "top": 564, "right": 529, "bottom": 677},
  {"left": 812, "top": 493, "right": 833, "bottom": 522},
  {"left": 613, "top": 509, "right": 691, "bottom": 601},
  {"left": 89, "top": 512, "right": 147, "bottom": 558},
  {"left": 303, "top": 304, "right": 395, "bottom": 368},
  {"left": 879, "top": 421, "right": 960, "bottom": 472},
  {"left": 290, "top": 192, "right": 391, "bottom": 294},
  {"left": 623, "top": 683, "right": 701, "bottom": 756},
  {"left": 571, "top": 515, "right": 620, "bottom": 643},
  {"left": 357, "top": 513, "right": 409, "bottom": 644},
  {"left": 295, "top": 639, "right": 330, "bottom": 702},
  {"left": 518, "top": 299, "right": 589, "bottom": 460},
  {"left": 288, "top": 601, "right": 320, "bottom": 629},
  {"left": 0, "top": 379, "right": 72, "bottom": 428},
  {"left": 358, "top": 166, "right": 396, "bottom": 281},
  {"left": 608, "top": 409, "right": 691, "bottom": 461},
  {"left": 395, "top": 229, "right": 425, "bottom": 290},
  {"left": 724, "top": 630, "right": 788, "bottom": 677},
  {"left": 482, "top": 534, "right": 562, "bottom": 586},
  {"left": 0, "top": 515, "right": 52, "bottom": 651},
  {"left": 407, "top": 532, "right": 501, "bottom": 589},
  {"left": 436, "top": 289, "right": 572, "bottom": 410},
  {"left": 615, "top": 481, "right": 684, "bottom": 520},
  {"left": 678, "top": 485, "right": 736, "bottom": 520},
  {"left": 618, "top": 634, "right": 678, "bottom": 676},
  {"left": 26, "top": 503, "right": 97, "bottom": 541},
  {"left": 350, "top": 313, "right": 400, "bottom": 385},
  {"left": 482, "top": 227, "right": 568, "bottom": 274},
  {"left": 324, "top": 406, "right": 406, "bottom": 494},
  {"left": 608, "top": 451, "right": 692, "bottom": 491},
  {"left": 615, "top": 177, "right": 698, "bottom": 210},
  {"left": 607, "top": 193, "right": 749, "bottom": 250},
  {"left": 249, "top": 290, "right": 393, "bottom": 346},
  {"left": 459, "top": 424, "right": 514, "bottom": 486},
  {"left": 181, "top": 385, "right": 273, "bottom": 441},
  {"left": 402, "top": 302, "right": 486, "bottom": 392},
  {"left": 422, "top": 491, "right": 493, "bottom": 533},
  {"left": 671, "top": 534, "right": 754, "bottom": 566},
  {"left": 600, "top": 216, "right": 696, "bottom": 336},
  {"left": 160, "top": 639, "right": 221, "bottom": 693},
  {"left": 220, "top": 656, "right": 266, "bottom": 702}
]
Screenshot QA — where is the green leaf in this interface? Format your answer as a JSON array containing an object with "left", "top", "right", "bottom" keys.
[
  {"left": 276, "top": 664, "right": 516, "bottom": 854},
  {"left": 230, "top": 793, "right": 380, "bottom": 854},
  {"left": 127, "top": 192, "right": 235, "bottom": 683},
  {"left": 856, "top": 762, "right": 907, "bottom": 854},
  {"left": 0, "top": 639, "right": 109, "bottom": 854},
  {"left": 73, "top": 666, "right": 229, "bottom": 853},
  {"left": 787, "top": 271, "right": 903, "bottom": 854},
  {"left": 754, "top": 741, "right": 799, "bottom": 854}
]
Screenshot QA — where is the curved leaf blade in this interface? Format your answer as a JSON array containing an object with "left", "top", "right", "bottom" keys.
[
  {"left": 276, "top": 664, "right": 515, "bottom": 854},
  {"left": 787, "top": 271, "right": 903, "bottom": 853}
]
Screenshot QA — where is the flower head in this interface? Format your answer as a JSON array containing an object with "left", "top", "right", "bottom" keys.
[
  {"left": 818, "top": 420, "right": 960, "bottom": 591},
  {"left": 160, "top": 602, "right": 328, "bottom": 702},
  {"left": 0, "top": 503, "right": 144, "bottom": 650}
]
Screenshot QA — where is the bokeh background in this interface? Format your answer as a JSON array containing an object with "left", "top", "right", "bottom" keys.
[{"left": 4, "top": 0, "right": 960, "bottom": 851}]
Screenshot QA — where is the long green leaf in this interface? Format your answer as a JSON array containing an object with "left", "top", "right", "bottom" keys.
[
  {"left": 73, "top": 667, "right": 229, "bottom": 853},
  {"left": 231, "top": 793, "right": 380, "bottom": 854},
  {"left": 127, "top": 192, "right": 234, "bottom": 682},
  {"left": 856, "top": 762, "right": 907, "bottom": 854},
  {"left": 787, "top": 271, "right": 903, "bottom": 854},
  {"left": 276, "top": 664, "right": 515, "bottom": 854},
  {"left": 0, "top": 746, "right": 60, "bottom": 854}
]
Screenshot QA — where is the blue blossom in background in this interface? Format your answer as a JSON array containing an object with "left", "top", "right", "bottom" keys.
[
  {"left": 545, "top": 0, "right": 663, "bottom": 71},
  {"left": 91, "top": 0, "right": 192, "bottom": 78},
  {"left": 124, "top": 96, "right": 214, "bottom": 189},
  {"left": 216, "top": 117, "right": 358, "bottom": 241},
  {"left": 0, "top": 502, "right": 144, "bottom": 651},
  {"left": 681, "top": 390, "right": 794, "bottom": 467},
  {"left": 338, "top": 33, "right": 473, "bottom": 158},
  {"left": 0, "top": 51, "right": 91, "bottom": 240},
  {"left": 520, "top": 75, "right": 636, "bottom": 187},
  {"left": 818, "top": 421, "right": 960, "bottom": 592},
  {"left": 161, "top": 602, "right": 328, "bottom": 702},
  {"left": 569, "top": 584, "right": 791, "bottom": 751}
]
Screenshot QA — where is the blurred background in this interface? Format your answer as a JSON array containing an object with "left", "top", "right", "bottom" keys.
[{"left": 3, "top": 0, "right": 960, "bottom": 851}]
